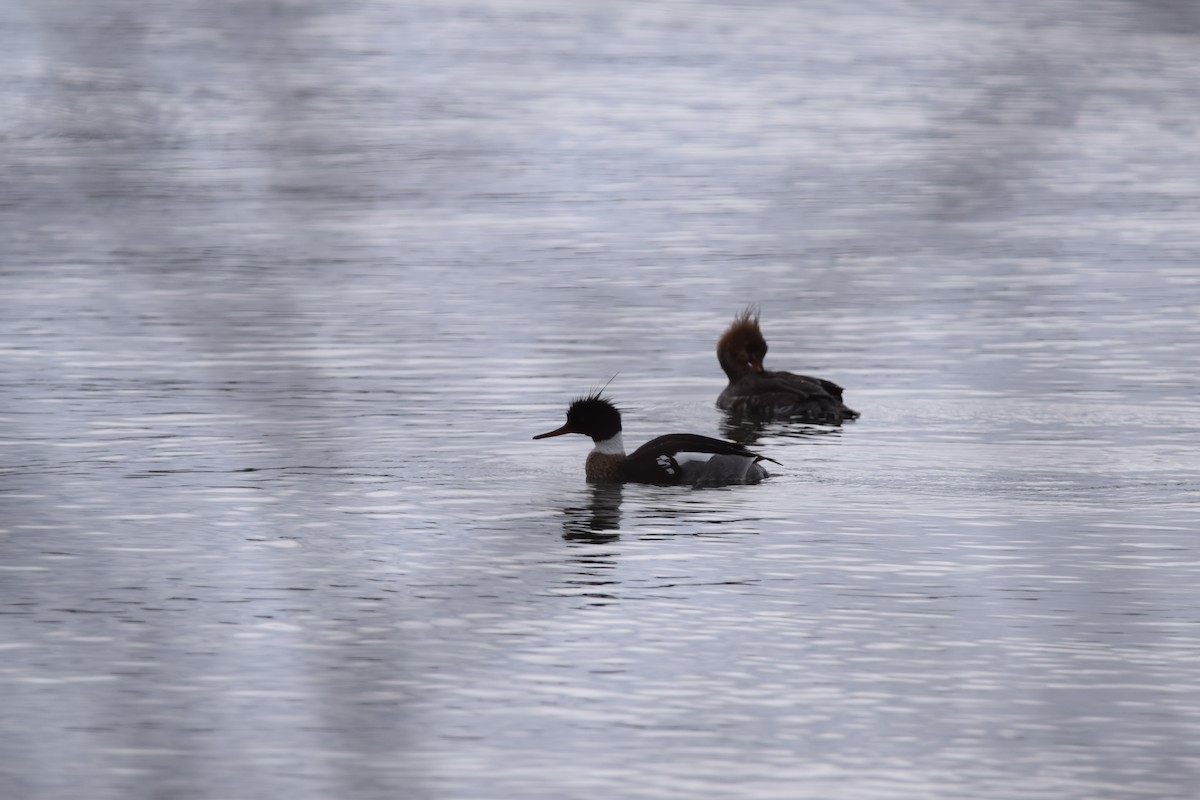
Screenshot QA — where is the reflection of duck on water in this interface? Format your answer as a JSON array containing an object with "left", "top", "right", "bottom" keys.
[
  {"left": 717, "top": 308, "right": 859, "bottom": 424},
  {"left": 719, "top": 414, "right": 849, "bottom": 447},
  {"left": 561, "top": 483, "right": 623, "bottom": 542},
  {"left": 534, "top": 392, "right": 778, "bottom": 487}
]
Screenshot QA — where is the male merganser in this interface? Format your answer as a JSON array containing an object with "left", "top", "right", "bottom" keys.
[
  {"left": 534, "top": 392, "right": 778, "bottom": 485},
  {"left": 717, "top": 309, "right": 859, "bottom": 423}
]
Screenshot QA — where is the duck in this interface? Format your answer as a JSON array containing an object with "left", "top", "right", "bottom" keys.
[
  {"left": 534, "top": 392, "right": 778, "bottom": 485},
  {"left": 716, "top": 308, "right": 859, "bottom": 423}
]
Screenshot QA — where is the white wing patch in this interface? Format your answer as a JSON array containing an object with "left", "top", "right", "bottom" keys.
[
  {"left": 655, "top": 454, "right": 676, "bottom": 475},
  {"left": 672, "top": 452, "right": 717, "bottom": 466}
]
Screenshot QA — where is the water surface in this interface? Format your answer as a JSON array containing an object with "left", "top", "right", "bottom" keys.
[{"left": 3, "top": 1, "right": 1200, "bottom": 798}]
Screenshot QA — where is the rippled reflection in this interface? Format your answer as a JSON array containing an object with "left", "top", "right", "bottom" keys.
[
  {"left": 561, "top": 484, "right": 624, "bottom": 542},
  {"left": 718, "top": 414, "right": 851, "bottom": 446},
  {"left": 3, "top": 0, "right": 1200, "bottom": 798}
]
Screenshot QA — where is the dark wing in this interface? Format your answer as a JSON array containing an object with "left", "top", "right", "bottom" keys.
[
  {"left": 623, "top": 433, "right": 780, "bottom": 484},
  {"left": 720, "top": 370, "right": 858, "bottom": 421},
  {"left": 634, "top": 433, "right": 776, "bottom": 459},
  {"left": 756, "top": 370, "right": 844, "bottom": 400}
]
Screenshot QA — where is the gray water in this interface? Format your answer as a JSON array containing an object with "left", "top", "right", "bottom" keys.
[{"left": 3, "top": 1, "right": 1200, "bottom": 798}]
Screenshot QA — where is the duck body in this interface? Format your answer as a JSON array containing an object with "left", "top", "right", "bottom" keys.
[
  {"left": 535, "top": 393, "right": 777, "bottom": 486},
  {"left": 717, "top": 309, "right": 859, "bottom": 423},
  {"left": 717, "top": 370, "right": 854, "bottom": 421},
  {"left": 621, "top": 433, "right": 776, "bottom": 485}
]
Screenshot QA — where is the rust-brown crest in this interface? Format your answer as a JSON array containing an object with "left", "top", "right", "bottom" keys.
[{"left": 717, "top": 306, "right": 768, "bottom": 378}]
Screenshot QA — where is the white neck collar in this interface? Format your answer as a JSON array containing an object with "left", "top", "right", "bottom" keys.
[{"left": 591, "top": 433, "right": 625, "bottom": 455}]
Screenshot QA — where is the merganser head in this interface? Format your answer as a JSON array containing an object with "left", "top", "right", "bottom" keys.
[
  {"left": 533, "top": 392, "right": 623, "bottom": 443},
  {"left": 717, "top": 307, "right": 768, "bottom": 378}
]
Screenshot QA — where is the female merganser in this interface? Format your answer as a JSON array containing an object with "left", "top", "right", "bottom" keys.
[
  {"left": 534, "top": 392, "right": 778, "bottom": 486},
  {"left": 717, "top": 309, "right": 859, "bottom": 423}
]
